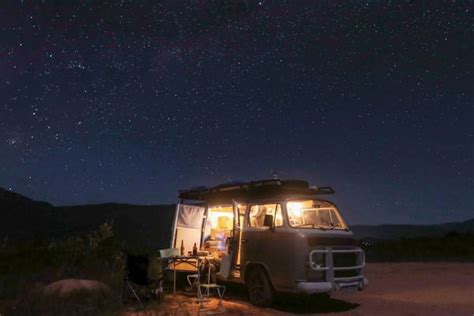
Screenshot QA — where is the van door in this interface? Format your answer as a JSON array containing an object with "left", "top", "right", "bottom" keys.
[
  {"left": 240, "top": 204, "right": 282, "bottom": 272},
  {"left": 171, "top": 204, "right": 206, "bottom": 270},
  {"left": 231, "top": 203, "right": 246, "bottom": 269}
]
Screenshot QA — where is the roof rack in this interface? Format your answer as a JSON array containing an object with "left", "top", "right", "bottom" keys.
[{"left": 178, "top": 179, "right": 334, "bottom": 203}]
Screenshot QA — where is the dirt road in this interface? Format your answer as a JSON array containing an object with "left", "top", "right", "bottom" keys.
[
  {"left": 329, "top": 262, "right": 474, "bottom": 316},
  {"left": 129, "top": 262, "right": 474, "bottom": 316}
]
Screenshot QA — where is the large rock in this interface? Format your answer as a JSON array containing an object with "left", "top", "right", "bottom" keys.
[
  {"left": 8, "top": 279, "right": 117, "bottom": 316},
  {"left": 43, "top": 279, "right": 110, "bottom": 296}
]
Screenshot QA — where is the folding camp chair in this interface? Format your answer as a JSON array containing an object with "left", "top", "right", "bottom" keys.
[
  {"left": 216, "top": 254, "right": 231, "bottom": 281},
  {"left": 123, "top": 254, "right": 163, "bottom": 307},
  {"left": 198, "top": 283, "right": 225, "bottom": 312},
  {"left": 187, "top": 273, "right": 199, "bottom": 288},
  {"left": 197, "top": 256, "right": 228, "bottom": 313}
]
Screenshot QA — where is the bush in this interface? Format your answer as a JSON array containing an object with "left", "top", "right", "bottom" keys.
[{"left": 0, "top": 222, "right": 125, "bottom": 315}]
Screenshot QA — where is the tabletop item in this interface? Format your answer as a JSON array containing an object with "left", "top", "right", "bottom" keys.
[
  {"left": 180, "top": 240, "right": 185, "bottom": 255},
  {"left": 159, "top": 248, "right": 180, "bottom": 258}
]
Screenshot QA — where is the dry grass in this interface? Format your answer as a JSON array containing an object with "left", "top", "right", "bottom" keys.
[
  {"left": 123, "top": 262, "right": 474, "bottom": 316},
  {"left": 331, "top": 262, "right": 474, "bottom": 316},
  {"left": 2, "top": 262, "right": 473, "bottom": 315}
]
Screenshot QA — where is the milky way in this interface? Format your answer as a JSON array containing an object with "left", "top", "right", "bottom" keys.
[{"left": 1, "top": 1, "right": 473, "bottom": 224}]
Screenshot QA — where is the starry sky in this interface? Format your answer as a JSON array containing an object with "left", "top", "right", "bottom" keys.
[{"left": 1, "top": 1, "right": 473, "bottom": 225}]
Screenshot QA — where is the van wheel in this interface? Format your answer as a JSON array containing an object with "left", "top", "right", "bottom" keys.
[{"left": 246, "top": 266, "right": 273, "bottom": 307}]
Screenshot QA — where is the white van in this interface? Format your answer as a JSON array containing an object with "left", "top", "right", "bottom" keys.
[{"left": 170, "top": 179, "right": 368, "bottom": 306}]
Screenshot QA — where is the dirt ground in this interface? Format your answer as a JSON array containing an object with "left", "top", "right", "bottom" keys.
[{"left": 125, "top": 262, "right": 474, "bottom": 316}]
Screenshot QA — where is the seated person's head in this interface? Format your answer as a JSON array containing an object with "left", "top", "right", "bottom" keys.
[{"left": 256, "top": 206, "right": 267, "bottom": 227}]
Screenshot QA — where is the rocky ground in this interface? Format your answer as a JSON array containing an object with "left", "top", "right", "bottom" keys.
[{"left": 124, "top": 262, "right": 474, "bottom": 316}]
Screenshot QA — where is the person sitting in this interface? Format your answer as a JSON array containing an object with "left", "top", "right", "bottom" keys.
[
  {"left": 251, "top": 206, "right": 267, "bottom": 227},
  {"left": 216, "top": 230, "right": 227, "bottom": 252}
]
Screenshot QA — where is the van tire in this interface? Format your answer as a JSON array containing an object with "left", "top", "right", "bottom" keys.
[{"left": 246, "top": 266, "right": 274, "bottom": 307}]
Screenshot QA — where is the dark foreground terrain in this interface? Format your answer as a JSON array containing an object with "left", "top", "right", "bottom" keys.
[
  {"left": 2, "top": 189, "right": 473, "bottom": 315},
  {"left": 126, "top": 262, "right": 474, "bottom": 316},
  {"left": 330, "top": 262, "right": 474, "bottom": 316}
]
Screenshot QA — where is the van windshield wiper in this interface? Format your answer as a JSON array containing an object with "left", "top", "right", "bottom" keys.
[
  {"left": 294, "top": 224, "right": 330, "bottom": 231},
  {"left": 294, "top": 224, "right": 347, "bottom": 231},
  {"left": 294, "top": 224, "right": 315, "bottom": 228},
  {"left": 326, "top": 226, "right": 349, "bottom": 231},
  {"left": 315, "top": 225, "right": 328, "bottom": 231}
]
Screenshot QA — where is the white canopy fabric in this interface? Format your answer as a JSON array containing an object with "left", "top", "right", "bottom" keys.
[
  {"left": 173, "top": 204, "right": 206, "bottom": 254},
  {"left": 177, "top": 204, "right": 205, "bottom": 229}
]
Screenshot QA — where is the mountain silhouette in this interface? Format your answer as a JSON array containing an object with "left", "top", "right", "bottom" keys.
[
  {"left": 0, "top": 187, "right": 176, "bottom": 249},
  {"left": 1, "top": 187, "right": 473, "bottom": 243},
  {"left": 351, "top": 219, "right": 474, "bottom": 240}
]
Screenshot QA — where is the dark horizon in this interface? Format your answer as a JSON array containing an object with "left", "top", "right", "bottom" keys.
[
  {"left": 2, "top": 184, "right": 473, "bottom": 227},
  {"left": 1, "top": 1, "right": 473, "bottom": 225}
]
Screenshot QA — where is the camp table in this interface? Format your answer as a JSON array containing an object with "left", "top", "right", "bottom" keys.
[
  {"left": 158, "top": 255, "right": 199, "bottom": 293},
  {"left": 159, "top": 254, "right": 214, "bottom": 298}
]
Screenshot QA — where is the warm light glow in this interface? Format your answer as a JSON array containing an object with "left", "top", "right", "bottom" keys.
[
  {"left": 208, "top": 206, "right": 233, "bottom": 229},
  {"left": 286, "top": 199, "right": 347, "bottom": 229},
  {"left": 287, "top": 201, "right": 306, "bottom": 217},
  {"left": 208, "top": 211, "right": 233, "bottom": 228}
]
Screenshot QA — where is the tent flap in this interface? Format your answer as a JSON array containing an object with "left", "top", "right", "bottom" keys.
[{"left": 177, "top": 204, "right": 205, "bottom": 229}]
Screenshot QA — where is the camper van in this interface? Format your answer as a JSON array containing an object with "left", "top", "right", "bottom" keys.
[{"left": 171, "top": 179, "right": 368, "bottom": 307}]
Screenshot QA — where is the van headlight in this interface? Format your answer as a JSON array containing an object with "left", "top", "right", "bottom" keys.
[{"left": 310, "top": 252, "right": 325, "bottom": 269}]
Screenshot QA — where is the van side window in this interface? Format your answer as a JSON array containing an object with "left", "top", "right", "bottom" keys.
[{"left": 249, "top": 204, "right": 280, "bottom": 228}]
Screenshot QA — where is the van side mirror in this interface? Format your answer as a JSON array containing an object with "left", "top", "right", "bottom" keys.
[{"left": 263, "top": 214, "right": 274, "bottom": 228}]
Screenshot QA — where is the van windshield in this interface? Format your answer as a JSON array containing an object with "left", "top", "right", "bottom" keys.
[{"left": 287, "top": 200, "right": 348, "bottom": 230}]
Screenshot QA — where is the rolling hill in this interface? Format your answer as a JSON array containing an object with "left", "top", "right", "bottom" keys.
[
  {"left": 1, "top": 187, "right": 473, "bottom": 244},
  {"left": 0, "top": 187, "right": 176, "bottom": 249},
  {"left": 351, "top": 220, "right": 474, "bottom": 240}
]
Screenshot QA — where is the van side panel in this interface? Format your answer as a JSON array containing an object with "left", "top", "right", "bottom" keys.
[{"left": 241, "top": 229, "right": 306, "bottom": 292}]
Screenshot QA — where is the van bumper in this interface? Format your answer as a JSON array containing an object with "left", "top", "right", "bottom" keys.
[
  {"left": 296, "top": 281, "right": 333, "bottom": 294},
  {"left": 296, "top": 277, "right": 368, "bottom": 294}
]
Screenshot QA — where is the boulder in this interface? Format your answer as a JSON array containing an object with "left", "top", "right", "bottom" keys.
[{"left": 43, "top": 279, "right": 110, "bottom": 296}]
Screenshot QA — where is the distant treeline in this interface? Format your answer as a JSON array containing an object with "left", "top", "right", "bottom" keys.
[
  {"left": 0, "top": 222, "right": 120, "bottom": 299},
  {"left": 361, "top": 232, "right": 474, "bottom": 262},
  {"left": 0, "top": 221, "right": 167, "bottom": 302}
]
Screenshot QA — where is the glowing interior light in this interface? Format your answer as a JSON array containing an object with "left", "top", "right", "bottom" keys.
[
  {"left": 207, "top": 206, "right": 233, "bottom": 229},
  {"left": 287, "top": 201, "right": 305, "bottom": 217}
]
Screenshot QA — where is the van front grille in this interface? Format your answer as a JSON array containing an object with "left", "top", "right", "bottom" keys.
[
  {"left": 308, "top": 248, "right": 364, "bottom": 282},
  {"left": 333, "top": 252, "right": 358, "bottom": 268},
  {"left": 334, "top": 269, "right": 359, "bottom": 278}
]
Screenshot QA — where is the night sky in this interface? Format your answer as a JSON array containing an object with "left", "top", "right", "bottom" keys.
[{"left": 1, "top": 1, "right": 473, "bottom": 225}]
